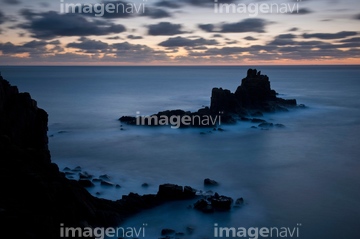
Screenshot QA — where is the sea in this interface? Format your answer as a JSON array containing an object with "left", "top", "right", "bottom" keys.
[{"left": 2, "top": 65, "right": 360, "bottom": 239}]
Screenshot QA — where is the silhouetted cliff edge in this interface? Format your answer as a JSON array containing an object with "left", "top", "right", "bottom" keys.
[{"left": 0, "top": 75, "right": 198, "bottom": 238}]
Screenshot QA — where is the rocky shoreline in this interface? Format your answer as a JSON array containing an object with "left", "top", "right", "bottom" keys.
[
  {"left": 0, "top": 75, "right": 241, "bottom": 239},
  {"left": 120, "top": 69, "right": 304, "bottom": 128}
]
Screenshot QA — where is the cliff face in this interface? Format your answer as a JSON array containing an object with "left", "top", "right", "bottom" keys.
[
  {"left": 0, "top": 77, "right": 48, "bottom": 150},
  {"left": 0, "top": 75, "right": 198, "bottom": 238},
  {"left": 0, "top": 75, "right": 113, "bottom": 238}
]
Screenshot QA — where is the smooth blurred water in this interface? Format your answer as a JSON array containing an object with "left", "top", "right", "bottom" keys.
[{"left": 2, "top": 65, "right": 360, "bottom": 239}]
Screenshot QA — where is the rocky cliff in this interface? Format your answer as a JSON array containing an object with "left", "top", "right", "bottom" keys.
[{"left": 0, "top": 75, "right": 198, "bottom": 239}]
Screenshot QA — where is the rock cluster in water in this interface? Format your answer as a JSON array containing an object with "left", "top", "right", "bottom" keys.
[{"left": 120, "top": 69, "right": 302, "bottom": 127}]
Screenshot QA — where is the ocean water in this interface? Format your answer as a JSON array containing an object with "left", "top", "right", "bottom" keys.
[{"left": 2, "top": 65, "right": 360, "bottom": 239}]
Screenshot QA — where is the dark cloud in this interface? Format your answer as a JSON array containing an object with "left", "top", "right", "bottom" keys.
[
  {"left": 110, "top": 42, "right": 169, "bottom": 62},
  {"left": 2, "top": 0, "right": 21, "bottom": 5},
  {"left": 127, "top": 35, "right": 143, "bottom": 39},
  {"left": 338, "top": 37, "right": 360, "bottom": 43},
  {"left": 158, "top": 36, "right": 218, "bottom": 47},
  {"left": 0, "top": 10, "right": 5, "bottom": 24},
  {"left": 291, "top": 8, "right": 313, "bottom": 15},
  {"left": 198, "top": 24, "right": 214, "bottom": 32},
  {"left": 69, "top": 1, "right": 135, "bottom": 18},
  {"left": 141, "top": 7, "right": 171, "bottom": 19},
  {"left": 66, "top": 37, "right": 109, "bottom": 53},
  {"left": 277, "top": 34, "right": 297, "bottom": 39},
  {"left": 220, "top": 18, "right": 268, "bottom": 33},
  {"left": 303, "top": 31, "right": 358, "bottom": 40},
  {"left": 155, "top": 0, "right": 181, "bottom": 9},
  {"left": 0, "top": 40, "right": 58, "bottom": 55},
  {"left": 288, "top": 27, "right": 299, "bottom": 32},
  {"left": 212, "top": 34, "right": 223, "bottom": 38},
  {"left": 354, "top": 14, "right": 360, "bottom": 20},
  {"left": 199, "top": 19, "right": 269, "bottom": 33},
  {"left": 181, "top": 0, "right": 236, "bottom": 7},
  {"left": 244, "top": 36, "right": 258, "bottom": 41},
  {"left": 147, "top": 22, "right": 186, "bottom": 36},
  {"left": 106, "top": 36, "right": 123, "bottom": 40},
  {"left": 19, "top": 10, "right": 126, "bottom": 39}
]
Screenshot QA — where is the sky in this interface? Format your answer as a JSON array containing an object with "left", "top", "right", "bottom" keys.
[{"left": 0, "top": 0, "right": 359, "bottom": 65}]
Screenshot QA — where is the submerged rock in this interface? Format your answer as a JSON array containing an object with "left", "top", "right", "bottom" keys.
[{"left": 204, "top": 178, "right": 219, "bottom": 186}]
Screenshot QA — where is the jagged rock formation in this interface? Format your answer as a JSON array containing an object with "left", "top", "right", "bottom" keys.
[
  {"left": 120, "top": 69, "right": 300, "bottom": 127},
  {"left": 0, "top": 75, "right": 199, "bottom": 239},
  {"left": 210, "top": 68, "right": 297, "bottom": 114}
]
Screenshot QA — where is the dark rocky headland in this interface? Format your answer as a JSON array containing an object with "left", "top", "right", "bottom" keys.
[
  {"left": 120, "top": 69, "right": 303, "bottom": 127},
  {"left": 0, "top": 74, "right": 242, "bottom": 239}
]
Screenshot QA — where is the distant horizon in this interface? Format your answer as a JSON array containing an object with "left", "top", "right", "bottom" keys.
[{"left": 1, "top": 0, "right": 359, "bottom": 65}]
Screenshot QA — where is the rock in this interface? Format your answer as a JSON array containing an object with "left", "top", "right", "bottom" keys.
[
  {"left": 183, "top": 186, "right": 197, "bottom": 198},
  {"left": 258, "top": 122, "right": 274, "bottom": 128},
  {"left": 63, "top": 167, "right": 71, "bottom": 171},
  {"left": 99, "top": 174, "right": 110, "bottom": 181},
  {"left": 235, "top": 197, "right": 244, "bottom": 205},
  {"left": 210, "top": 195, "right": 233, "bottom": 210},
  {"left": 92, "top": 178, "right": 102, "bottom": 182},
  {"left": 119, "top": 69, "right": 301, "bottom": 128},
  {"left": 72, "top": 166, "right": 82, "bottom": 172},
  {"left": 101, "top": 181, "right": 114, "bottom": 186},
  {"left": 157, "top": 184, "right": 183, "bottom": 200},
  {"left": 194, "top": 198, "right": 214, "bottom": 213},
  {"left": 161, "top": 229, "right": 175, "bottom": 236},
  {"left": 78, "top": 179, "right": 94, "bottom": 188},
  {"left": 204, "top": 178, "right": 219, "bottom": 186},
  {"left": 251, "top": 118, "right": 267, "bottom": 123},
  {"left": 186, "top": 226, "right": 195, "bottom": 234},
  {"left": 79, "top": 172, "right": 92, "bottom": 179},
  {"left": 142, "top": 183, "right": 149, "bottom": 187},
  {"left": 194, "top": 194, "right": 233, "bottom": 213},
  {"left": 119, "top": 116, "right": 136, "bottom": 124},
  {"left": 115, "top": 184, "right": 121, "bottom": 188},
  {"left": 251, "top": 126, "right": 257, "bottom": 129}
]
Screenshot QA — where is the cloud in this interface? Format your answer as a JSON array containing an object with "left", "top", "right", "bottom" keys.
[
  {"left": 110, "top": 42, "right": 169, "bottom": 62},
  {"left": 69, "top": 1, "right": 135, "bottom": 18},
  {"left": 198, "top": 24, "right": 214, "bottom": 32},
  {"left": 198, "top": 19, "right": 269, "bottom": 33},
  {"left": 338, "top": 37, "right": 360, "bottom": 43},
  {"left": 106, "top": 36, "right": 123, "bottom": 40},
  {"left": 354, "top": 14, "right": 360, "bottom": 20},
  {"left": 221, "top": 18, "right": 268, "bottom": 33},
  {"left": 141, "top": 7, "right": 171, "bottom": 19},
  {"left": 0, "top": 10, "right": 5, "bottom": 24},
  {"left": 158, "top": 36, "right": 218, "bottom": 47},
  {"left": 212, "top": 34, "right": 223, "bottom": 38},
  {"left": 303, "top": 31, "right": 358, "bottom": 40},
  {"left": 155, "top": 0, "right": 181, "bottom": 8},
  {"left": 66, "top": 37, "right": 109, "bottom": 53},
  {"left": 277, "top": 34, "right": 297, "bottom": 39},
  {"left": 290, "top": 8, "right": 313, "bottom": 15},
  {"left": 0, "top": 40, "right": 59, "bottom": 55},
  {"left": 2, "top": 0, "right": 21, "bottom": 5},
  {"left": 244, "top": 36, "right": 258, "bottom": 41},
  {"left": 147, "top": 22, "right": 186, "bottom": 36},
  {"left": 19, "top": 10, "right": 126, "bottom": 39},
  {"left": 181, "top": 0, "right": 236, "bottom": 7},
  {"left": 288, "top": 27, "right": 299, "bottom": 32},
  {"left": 127, "top": 35, "right": 143, "bottom": 39}
]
